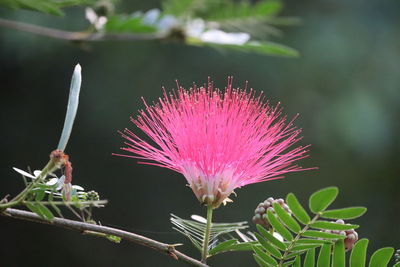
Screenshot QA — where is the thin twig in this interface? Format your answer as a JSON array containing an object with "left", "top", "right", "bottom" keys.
[
  {"left": 0, "top": 18, "right": 167, "bottom": 42},
  {"left": 1, "top": 208, "right": 208, "bottom": 267},
  {"left": 22, "top": 200, "right": 107, "bottom": 206}
]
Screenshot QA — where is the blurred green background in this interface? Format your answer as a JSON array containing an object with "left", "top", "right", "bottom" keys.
[{"left": 0, "top": 0, "right": 399, "bottom": 266}]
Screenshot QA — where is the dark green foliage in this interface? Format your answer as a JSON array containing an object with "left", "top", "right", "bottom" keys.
[
  {"left": 163, "top": 0, "right": 283, "bottom": 21},
  {"left": 0, "top": 0, "right": 299, "bottom": 57},
  {"left": 105, "top": 16, "right": 158, "bottom": 33},
  {"left": 250, "top": 187, "right": 396, "bottom": 267},
  {"left": 206, "top": 42, "right": 299, "bottom": 57},
  {"left": 0, "top": 0, "right": 94, "bottom": 16}
]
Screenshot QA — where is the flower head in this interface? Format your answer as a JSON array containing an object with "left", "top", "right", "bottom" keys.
[{"left": 118, "top": 78, "right": 311, "bottom": 208}]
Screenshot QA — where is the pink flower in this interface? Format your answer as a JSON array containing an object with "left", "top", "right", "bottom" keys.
[{"left": 118, "top": 78, "right": 311, "bottom": 208}]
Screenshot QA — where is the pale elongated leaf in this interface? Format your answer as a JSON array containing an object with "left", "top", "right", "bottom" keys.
[{"left": 57, "top": 64, "right": 82, "bottom": 151}]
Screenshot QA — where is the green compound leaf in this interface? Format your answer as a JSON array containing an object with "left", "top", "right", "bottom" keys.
[
  {"left": 286, "top": 193, "right": 310, "bottom": 225},
  {"left": 26, "top": 202, "right": 54, "bottom": 220},
  {"left": 368, "top": 247, "right": 394, "bottom": 267},
  {"left": 321, "top": 207, "right": 367, "bottom": 220},
  {"left": 303, "top": 230, "right": 346, "bottom": 239},
  {"left": 206, "top": 41, "right": 299, "bottom": 57},
  {"left": 38, "top": 204, "right": 54, "bottom": 220},
  {"left": 26, "top": 202, "right": 41, "bottom": 215},
  {"left": 317, "top": 244, "right": 332, "bottom": 267},
  {"left": 34, "top": 188, "right": 46, "bottom": 202},
  {"left": 267, "top": 209, "right": 293, "bottom": 241},
  {"left": 293, "top": 255, "right": 301, "bottom": 267},
  {"left": 209, "top": 239, "right": 238, "bottom": 255},
  {"left": 304, "top": 248, "right": 316, "bottom": 267},
  {"left": 309, "top": 187, "right": 339, "bottom": 213},
  {"left": 253, "top": 246, "right": 278, "bottom": 266},
  {"left": 227, "top": 242, "right": 256, "bottom": 251},
  {"left": 256, "top": 224, "right": 287, "bottom": 250},
  {"left": 393, "top": 263, "right": 400, "bottom": 267},
  {"left": 273, "top": 202, "right": 301, "bottom": 233},
  {"left": 332, "top": 239, "right": 345, "bottom": 267},
  {"left": 310, "top": 221, "right": 359, "bottom": 231},
  {"left": 105, "top": 16, "right": 158, "bottom": 34},
  {"left": 291, "top": 243, "right": 321, "bottom": 252},
  {"left": 255, "top": 233, "right": 282, "bottom": 259},
  {"left": 106, "top": 235, "right": 122, "bottom": 243},
  {"left": 283, "top": 260, "right": 296, "bottom": 266},
  {"left": 296, "top": 239, "right": 332, "bottom": 245},
  {"left": 253, "top": 254, "right": 269, "bottom": 267},
  {"left": 350, "top": 239, "right": 369, "bottom": 267}
]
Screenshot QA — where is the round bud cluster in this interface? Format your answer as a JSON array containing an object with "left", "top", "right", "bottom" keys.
[
  {"left": 252, "top": 197, "right": 291, "bottom": 229},
  {"left": 395, "top": 249, "right": 400, "bottom": 263},
  {"left": 322, "top": 219, "right": 358, "bottom": 251},
  {"left": 86, "top": 190, "right": 100, "bottom": 201}
]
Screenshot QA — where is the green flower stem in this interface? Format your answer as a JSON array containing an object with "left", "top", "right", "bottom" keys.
[
  {"left": 278, "top": 214, "right": 320, "bottom": 267},
  {"left": 0, "top": 158, "right": 59, "bottom": 210},
  {"left": 201, "top": 205, "right": 214, "bottom": 263}
]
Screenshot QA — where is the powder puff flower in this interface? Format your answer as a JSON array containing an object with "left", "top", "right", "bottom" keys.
[{"left": 118, "top": 78, "right": 311, "bottom": 208}]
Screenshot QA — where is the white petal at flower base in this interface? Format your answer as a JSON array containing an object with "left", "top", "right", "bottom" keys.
[
  {"left": 85, "top": 7, "right": 108, "bottom": 30},
  {"left": 72, "top": 185, "right": 84, "bottom": 191},
  {"left": 273, "top": 232, "right": 284, "bottom": 242},
  {"left": 191, "top": 214, "right": 207, "bottom": 224},
  {"left": 85, "top": 7, "right": 98, "bottom": 24},
  {"left": 33, "top": 170, "right": 42, "bottom": 177},
  {"left": 13, "top": 167, "right": 36, "bottom": 179},
  {"left": 185, "top": 19, "right": 205, "bottom": 38},
  {"left": 46, "top": 178, "right": 59, "bottom": 186},
  {"left": 200, "top": 30, "right": 250, "bottom": 45},
  {"left": 142, "top": 9, "right": 161, "bottom": 25}
]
